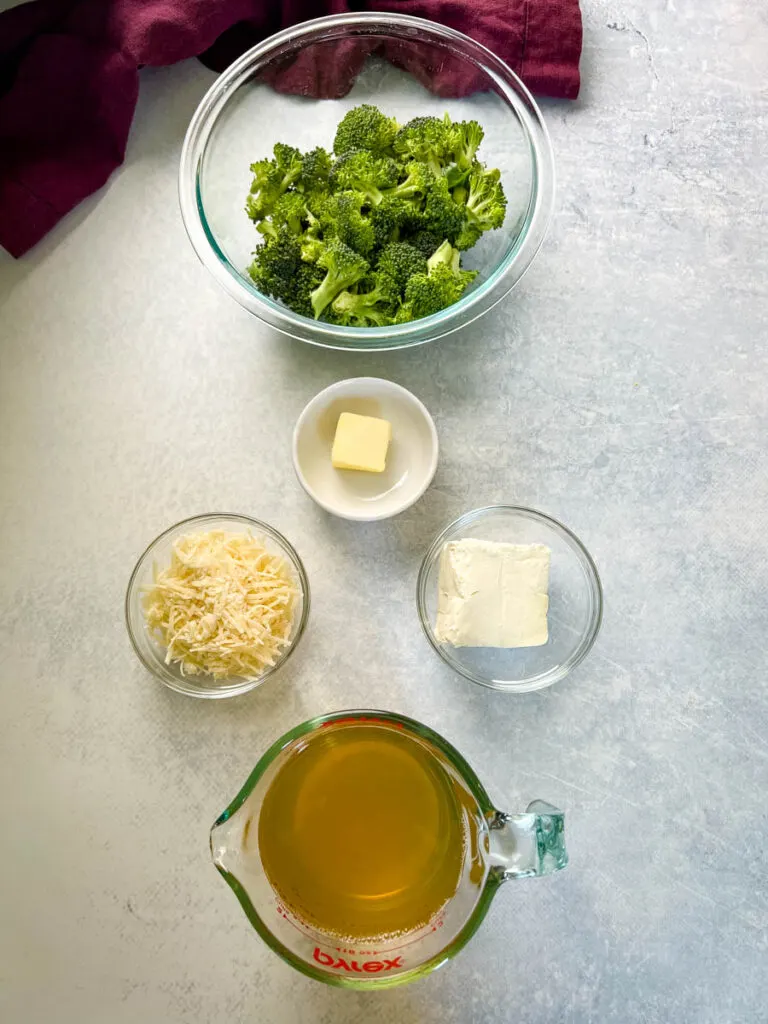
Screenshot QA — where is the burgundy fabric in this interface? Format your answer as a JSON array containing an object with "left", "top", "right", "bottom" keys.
[{"left": 0, "top": 0, "right": 582, "bottom": 257}]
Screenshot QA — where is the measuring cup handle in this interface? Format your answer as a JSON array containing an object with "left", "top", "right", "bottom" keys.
[{"left": 488, "top": 800, "right": 568, "bottom": 880}]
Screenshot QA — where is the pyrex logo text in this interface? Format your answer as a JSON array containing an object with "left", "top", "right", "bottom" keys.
[{"left": 313, "top": 948, "right": 403, "bottom": 973}]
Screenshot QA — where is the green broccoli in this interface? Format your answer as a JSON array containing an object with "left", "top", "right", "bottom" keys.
[
  {"left": 392, "top": 116, "right": 454, "bottom": 177},
  {"left": 426, "top": 238, "right": 459, "bottom": 273},
  {"left": 246, "top": 160, "right": 279, "bottom": 222},
  {"left": 244, "top": 107, "right": 502, "bottom": 326},
  {"left": 396, "top": 241, "right": 477, "bottom": 319},
  {"left": 461, "top": 165, "right": 507, "bottom": 232},
  {"left": 334, "top": 105, "right": 401, "bottom": 156},
  {"left": 257, "top": 192, "right": 308, "bottom": 240},
  {"left": 428, "top": 238, "right": 479, "bottom": 289},
  {"left": 381, "top": 160, "right": 432, "bottom": 203},
  {"left": 246, "top": 143, "right": 305, "bottom": 221},
  {"left": 455, "top": 120, "right": 484, "bottom": 166},
  {"left": 444, "top": 119, "right": 485, "bottom": 186},
  {"left": 376, "top": 241, "right": 428, "bottom": 290},
  {"left": 299, "top": 210, "right": 325, "bottom": 263},
  {"left": 292, "top": 262, "right": 326, "bottom": 318},
  {"left": 319, "top": 191, "right": 375, "bottom": 255},
  {"left": 453, "top": 221, "right": 484, "bottom": 251},
  {"left": 394, "top": 304, "right": 415, "bottom": 324},
  {"left": 247, "top": 228, "right": 328, "bottom": 319},
  {"left": 409, "top": 228, "right": 443, "bottom": 258},
  {"left": 331, "top": 272, "right": 400, "bottom": 327},
  {"left": 310, "top": 240, "right": 369, "bottom": 319},
  {"left": 421, "top": 174, "right": 465, "bottom": 242},
  {"left": 295, "top": 146, "right": 332, "bottom": 198},
  {"left": 329, "top": 150, "right": 400, "bottom": 206},
  {"left": 401, "top": 263, "right": 466, "bottom": 319},
  {"left": 369, "top": 195, "right": 421, "bottom": 248},
  {"left": 247, "top": 231, "right": 303, "bottom": 306}
]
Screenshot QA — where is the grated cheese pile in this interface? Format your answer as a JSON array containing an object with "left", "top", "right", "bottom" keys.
[{"left": 142, "top": 529, "right": 299, "bottom": 680}]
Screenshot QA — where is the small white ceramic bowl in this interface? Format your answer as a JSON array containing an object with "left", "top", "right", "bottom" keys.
[{"left": 293, "top": 378, "right": 438, "bottom": 521}]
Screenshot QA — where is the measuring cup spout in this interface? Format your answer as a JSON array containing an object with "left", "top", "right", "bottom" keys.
[
  {"left": 488, "top": 800, "right": 568, "bottom": 880},
  {"left": 210, "top": 810, "right": 245, "bottom": 878}
]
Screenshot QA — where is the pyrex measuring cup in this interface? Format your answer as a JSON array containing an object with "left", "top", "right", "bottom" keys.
[{"left": 211, "top": 710, "right": 567, "bottom": 988}]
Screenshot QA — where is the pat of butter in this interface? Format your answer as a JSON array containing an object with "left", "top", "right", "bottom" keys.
[
  {"left": 435, "top": 539, "right": 550, "bottom": 648},
  {"left": 331, "top": 412, "right": 392, "bottom": 473}
]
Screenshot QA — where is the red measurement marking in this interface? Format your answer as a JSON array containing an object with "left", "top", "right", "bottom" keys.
[
  {"left": 383, "top": 930, "right": 430, "bottom": 954},
  {"left": 385, "top": 916, "right": 444, "bottom": 953},
  {"left": 276, "top": 905, "right": 324, "bottom": 945}
]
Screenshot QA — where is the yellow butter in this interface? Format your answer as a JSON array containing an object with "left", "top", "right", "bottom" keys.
[{"left": 331, "top": 411, "right": 392, "bottom": 473}]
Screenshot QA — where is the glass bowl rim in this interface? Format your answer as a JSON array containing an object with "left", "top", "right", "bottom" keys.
[
  {"left": 125, "top": 512, "right": 311, "bottom": 699},
  {"left": 416, "top": 505, "right": 603, "bottom": 692},
  {"left": 178, "top": 11, "right": 556, "bottom": 351}
]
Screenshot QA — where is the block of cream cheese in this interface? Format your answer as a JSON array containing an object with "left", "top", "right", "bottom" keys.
[
  {"left": 435, "top": 539, "right": 550, "bottom": 648},
  {"left": 331, "top": 412, "right": 392, "bottom": 473}
]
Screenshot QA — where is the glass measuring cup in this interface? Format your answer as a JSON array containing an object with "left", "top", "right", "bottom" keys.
[{"left": 210, "top": 710, "right": 567, "bottom": 988}]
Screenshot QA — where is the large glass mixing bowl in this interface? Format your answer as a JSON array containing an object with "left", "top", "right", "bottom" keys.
[{"left": 179, "top": 13, "right": 555, "bottom": 351}]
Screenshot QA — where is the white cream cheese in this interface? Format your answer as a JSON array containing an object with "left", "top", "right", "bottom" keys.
[{"left": 434, "top": 539, "right": 550, "bottom": 648}]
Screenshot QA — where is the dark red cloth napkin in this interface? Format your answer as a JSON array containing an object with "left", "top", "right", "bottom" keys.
[{"left": 0, "top": 0, "right": 582, "bottom": 258}]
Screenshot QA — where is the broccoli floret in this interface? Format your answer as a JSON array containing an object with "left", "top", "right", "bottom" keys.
[
  {"left": 408, "top": 228, "right": 443, "bottom": 258},
  {"left": 264, "top": 192, "right": 308, "bottom": 237},
  {"left": 393, "top": 116, "right": 454, "bottom": 177},
  {"left": 376, "top": 241, "right": 428, "bottom": 290},
  {"left": 273, "top": 142, "right": 303, "bottom": 177},
  {"left": 292, "top": 262, "right": 326, "bottom": 318},
  {"left": 296, "top": 146, "right": 332, "bottom": 198},
  {"left": 381, "top": 160, "right": 432, "bottom": 203},
  {"left": 453, "top": 221, "right": 484, "bottom": 251},
  {"left": 246, "top": 143, "right": 304, "bottom": 221},
  {"left": 256, "top": 219, "right": 278, "bottom": 242},
  {"left": 393, "top": 115, "right": 483, "bottom": 186},
  {"left": 247, "top": 231, "right": 303, "bottom": 306},
  {"left": 370, "top": 195, "right": 420, "bottom": 248},
  {"left": 462, "top": 165, "right": 507, "bottom": 232},
  {"left": 310, "top": 239, "right": 369, "bottom": 319},
  {"left": 426, "top": 239, "right": 478, "bottom": 288},
  {"left": 330, "top": 150, "right": 400, "bottom": 206},
  {"left": 246, "top": 160, "right": 280, "bottom": 222},
  {"left": 445, "top": 119, "right": 485, "bottom": 183},
  {"left": 421, "top": 174, "right": 465, "bottom": 242},
  {"left": 318, "top": 191, "right": 375, "bottom": 255},
  {"left": 334, "top": 105, "right": 401, "bottom": 156},
  {"left": 299, "top": 210, "right": 325, "bottom": 262},
  {"left": 398, "top": 242, "right": 477, "bottom": 319},
  {"left": 301, "top": 237, "right": 325, "bottom": 263},
  {"left": 426, "top": 239, "right": 459, "bottom": 273},
  {"left": 401, "top": 263, "right": 466, "bottom": 319},
  {"left": 331, "top": 272, "right": 400, "bottom": 327},
  {"left": 423, "top": 236, "right": 479, "bottom": 288}
]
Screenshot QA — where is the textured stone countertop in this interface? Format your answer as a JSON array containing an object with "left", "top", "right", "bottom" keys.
[{"left": 1, "top": 3, "right": 767, "bottom": 1022}]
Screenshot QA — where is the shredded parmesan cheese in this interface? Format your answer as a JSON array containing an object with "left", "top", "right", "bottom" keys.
[{"left": 142, "top": 529, "right": 299, "bottom": 680}]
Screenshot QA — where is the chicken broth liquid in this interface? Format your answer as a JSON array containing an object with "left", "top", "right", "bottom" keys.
[{"left": 258, "top": 722, "right": 467, "bottom": 940}]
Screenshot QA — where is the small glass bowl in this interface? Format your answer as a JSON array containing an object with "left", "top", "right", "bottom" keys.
[
  {"left": 417, "top": 506, "right": 603, "bottom": 692},
  {"left": 125, "top": 514, "right": 310, "bottom": 699},
  {"left": 178, "top": 12, "right": 555, "bottom": 351}
]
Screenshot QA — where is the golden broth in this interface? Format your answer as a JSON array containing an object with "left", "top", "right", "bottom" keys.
[{"left": 258, "top": 722, "right": 466, "bottom": 940}]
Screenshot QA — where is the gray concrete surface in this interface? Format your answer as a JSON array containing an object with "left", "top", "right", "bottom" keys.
[{"left": 1, "top": 2, "right": 767, "bottom": 1021}]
